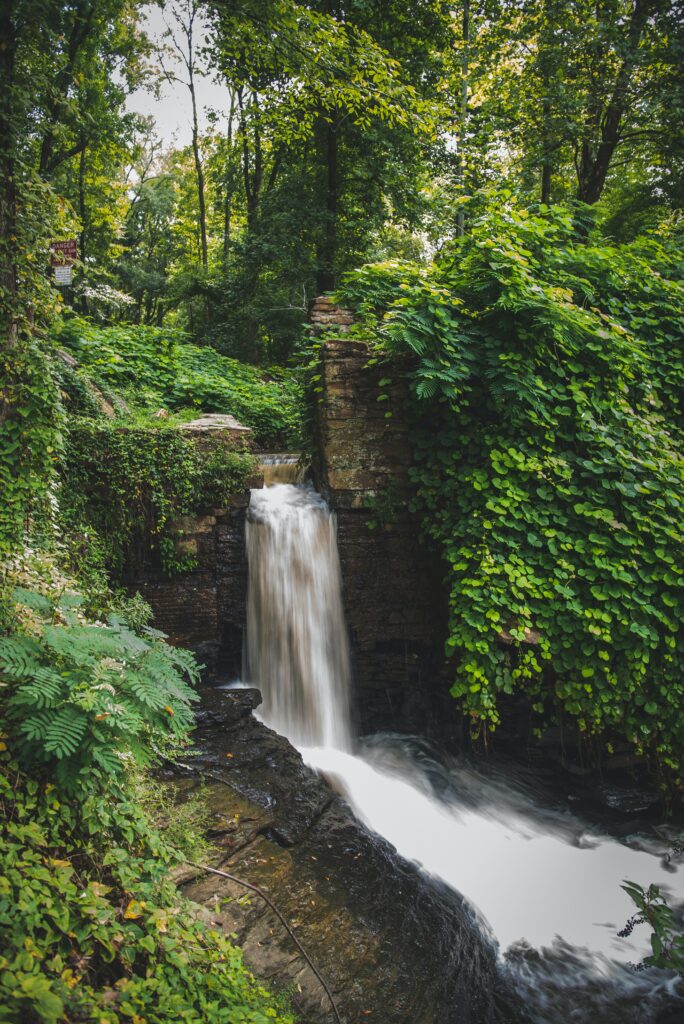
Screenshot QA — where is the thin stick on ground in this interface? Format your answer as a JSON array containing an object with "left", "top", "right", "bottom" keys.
[{"left": 185, "top": 860, "right": 342, "bottom": 1024}]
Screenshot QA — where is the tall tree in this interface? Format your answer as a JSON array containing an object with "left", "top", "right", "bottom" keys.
[
  {"left": 160, "top": 0, "right": 209, "bottom": 268},
  {"left": 210, "top": 0, "right": 438, "bottom": 292},
  {"left": 463, "top": 0, "right": 684, "bottom": 213}
]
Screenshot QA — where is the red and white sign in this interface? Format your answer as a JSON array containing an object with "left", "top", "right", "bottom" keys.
[{"left": 50, "top": 239, "right": 78, "bottom": 266}]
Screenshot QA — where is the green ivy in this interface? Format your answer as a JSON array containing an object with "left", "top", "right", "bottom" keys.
[
  {"left": 59, "top": 420, "right": 257, "bottom": 577},
  {"left": 0, "top": 336, "right": 63, "bottom": 557},
  {"left": 340, "top": 203, "right": 684, "bottom": 780},
  {"left": 0, "top": 174, "right": 73, "bottom": 558},
  {"left": 0, "top": 760, "right": 293, "bottom": 1024}
]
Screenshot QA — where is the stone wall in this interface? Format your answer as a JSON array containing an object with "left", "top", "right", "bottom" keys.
[
  {"left": 133, "top": 498, "right": 250, "bottom": 680},
  {"left": 310, "top": 297, "right": 454, "bottom": 739},
  {"left": 129, "top": 416, "right": 260, "bottom": 681},
  {"left": 130, "top": 307, "right": 454, "bottom": 736}
]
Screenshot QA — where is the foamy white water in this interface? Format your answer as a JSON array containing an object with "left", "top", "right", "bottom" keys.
[
  {"left": 300, "top": 743, "right": 683, "bottom": 964},
  {"left": 245, "top": 479, "right": 684, "bottom": 1019}
]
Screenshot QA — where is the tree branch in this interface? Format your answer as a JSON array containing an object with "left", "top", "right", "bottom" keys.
[{"left": 185, "top": 860, "right": 342, "bottom": 1024}]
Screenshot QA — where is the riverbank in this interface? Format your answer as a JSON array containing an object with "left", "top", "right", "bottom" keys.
[{"left": 168, "top": 686, "right": 516, "bottom": 1024}]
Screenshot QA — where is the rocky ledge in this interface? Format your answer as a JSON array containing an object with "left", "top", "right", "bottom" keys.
[{"left": 162, "top": 686, "right": 523, "bottom": 1024}]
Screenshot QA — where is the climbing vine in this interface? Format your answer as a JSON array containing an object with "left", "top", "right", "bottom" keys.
[
  {"left": 340, "top": 203, "right": 684, "bottom": 779},
  {"left": 60, "top": 421, "right": 257, "bottom": 577},
  {"left": 0, "top": 176, "right": 70, "bottom": 558}
]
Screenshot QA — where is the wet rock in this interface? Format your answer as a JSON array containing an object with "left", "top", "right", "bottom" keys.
[
  {"left": 193, "top": 685, "right": 262, "bottom": 727},
  {"left": 166, "top": 688, "right": 523, "bottom": 1024},
  {"left": 591, "top": 783, "right": 660, "bottom": 815},
  {"left": 190, "top": 688, "right": 334, "bottom": 846},
  {"left": 656, "top": 1007, "right": 684, "bottom": 1024}
]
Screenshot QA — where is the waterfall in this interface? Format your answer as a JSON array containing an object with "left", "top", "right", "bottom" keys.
[
  {"left": 259, "top": 453, "right": 305, "bottom": 486},
  {"left": 245, "top": 481, "right": 351, "bottom": 750},
  {"left": 244, "top": 474, "right": 684, "bottom": 1023}
]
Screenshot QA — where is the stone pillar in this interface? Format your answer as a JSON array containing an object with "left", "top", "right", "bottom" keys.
[{"left": 310, "top": 298, "right": 452, "bottom": 738}]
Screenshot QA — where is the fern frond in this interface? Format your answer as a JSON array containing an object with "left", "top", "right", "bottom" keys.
[
  {"left": 43, "top": 707, "right": 88, "bottom": 758},
  {"left": 126, "top": 672, "right": 168, "bottom": 710},
  {"left": 161, "top": 644, "right": 201, "bottom": 686},
  {"left": 0, "top": 637, "right": 43, "bottom": 680},
  {"left": 114, "top": 700, "right": 146, "bottom": 735},
  {"left": 415, "top": 377, "right": 439, "bottom": 399},
  {"left": 9, "top": 667, "right": 65, "bottom": 709},
  {"left": 92, "top": 746, "right": 123, "bottom": 774},
  {"left": 52, "top": 625, "right": 139, "bottom": 664},
  {"left": 12, "top": 588, "right": 53, "bottom": 616},
  {"left": 19, "top": 710, "right": 53, "bottom": 742}
]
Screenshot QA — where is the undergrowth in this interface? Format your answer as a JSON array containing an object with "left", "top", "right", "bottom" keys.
[
  {"left": 54, "top": 318, "right": 304, "bottom": 448},
  {"left": 0, "top": 554, "right": 293, "bottom": 1024}
]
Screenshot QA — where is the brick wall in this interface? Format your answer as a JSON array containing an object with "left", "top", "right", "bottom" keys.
[{"left": 310, "top": 297, "right": 454, "bottom": 739}]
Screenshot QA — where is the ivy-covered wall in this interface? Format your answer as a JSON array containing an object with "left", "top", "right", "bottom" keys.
[{"left": 59, "top": 417, "right": 261, "bottom": 678}]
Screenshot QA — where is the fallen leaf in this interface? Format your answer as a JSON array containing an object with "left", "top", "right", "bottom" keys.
[{"left": 123, "top": 899, "right": 146, "bottom": 920}]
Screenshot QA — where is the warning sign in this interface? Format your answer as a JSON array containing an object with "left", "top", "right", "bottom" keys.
[
  {"left": 50, "top": 239, "right": 78, "bottom": 266},
  {"left": 54, "top": 265, "right": 73, "bottom": 286}
]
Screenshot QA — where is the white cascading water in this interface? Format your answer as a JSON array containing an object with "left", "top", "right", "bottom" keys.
[
  {"left": 246, "top": 482, "right": 351, "bottom": 749},
  {"left": 245, "top": 478, "right": 684, "bottom": 1021}
]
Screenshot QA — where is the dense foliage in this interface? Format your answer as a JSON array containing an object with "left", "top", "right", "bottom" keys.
[
  {"left": 621, "top": 880, "right": 684, "bottom": 974},
  {"left": 56, "top": 318, "right": 303, "bottom": 446},
  {"left": 0, "top": 566, "right": 292, "bottom": 1024},
  {"left": 340, "top": 204, "right": 684, "bottom": 777},
  {"left": 2, "top": 0, "right": 684, "bottom": 1007},
  {"left": 1, "top": 767, "right": 293, "bottom": 1024},
  {"left": 1, "top": 586, "right": 199, "bottom": 788},
  {"left": 60, "top": 420, "right": 257, "bottom": 576}
]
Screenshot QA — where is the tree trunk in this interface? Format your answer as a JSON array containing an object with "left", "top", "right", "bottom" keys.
[
  {"left": 78, "top": 142, "right": 87, "bottom": 259},
  {"left": 575, "top": 0, "right": 651, "bottom": 204},
  {"left": 222, "top": 93, "right": 236, "bottom": 264},
  {"left": 0, "top": 1, "right": 18, "bottom": 381},
  {"left": 316, "top": 115, "right": 338, "bottom": 294},
  {"left": 190, "top": 81, "right": 208, "bottom": 269},
  {"left": 38, "top": 0, "right": 93, "bottom": 178},
  {"left": 456, "top": 0, "right": 469, "bottom": 237}
]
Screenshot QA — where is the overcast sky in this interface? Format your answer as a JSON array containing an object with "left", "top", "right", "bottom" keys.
[{"left": 125, "top": 4, "right": 231, "bottom": 147}]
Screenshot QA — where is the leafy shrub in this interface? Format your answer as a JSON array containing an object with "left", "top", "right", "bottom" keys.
[
  {"left": 54, "top": 318, "right": 304, "bottom": 447},
  {"left": 60, "top": 420, "right": 257, "bottom": 576},
  {"left": 1, "top": 587, "right": 200, "bottom": 789},
  {"left": 0, "top": 564, "right": 292, "bottom": 1023},
  {"left": 620, "top": 881, "right": 684, "bottom": 974},
  {"left": 0, "top": 758, "right": 294, "bottom": 1024},
  {"left": 0, "top": 335, "right": 63, "bottom": 557},
  {"left": 340, "top": 205, "right": 684, "bottom": 778}
]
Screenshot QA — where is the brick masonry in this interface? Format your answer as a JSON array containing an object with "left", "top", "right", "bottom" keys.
[
  {"left": 131, "top": 301, "right": 454, "bottom": 737},
  {"left": 310, "top": 297, "right": 454, "bottom": 739}
]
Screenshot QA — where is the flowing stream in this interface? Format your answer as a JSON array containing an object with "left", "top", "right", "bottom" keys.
[{"left": 245, "top": 480, "right": 684, "bottom": 1023}]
